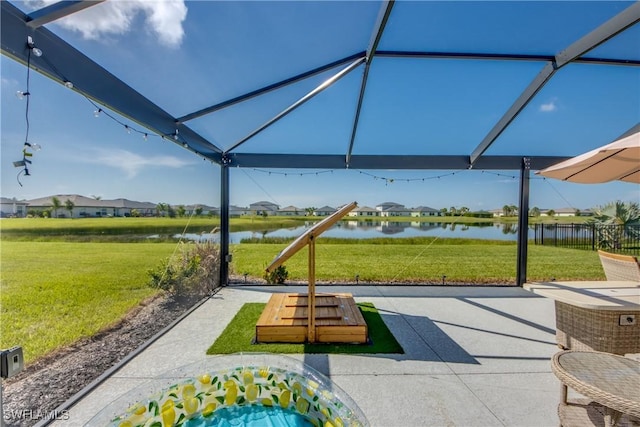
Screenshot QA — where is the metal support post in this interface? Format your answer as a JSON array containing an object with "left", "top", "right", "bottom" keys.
[
  {"left": 516, "top": 157, "right": 531, "bottom": 286},
  {"left": 219, "top": 160, "right": 230, "bottom": 287}
]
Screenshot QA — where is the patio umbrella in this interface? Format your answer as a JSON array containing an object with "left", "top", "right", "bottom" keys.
[{"left": 536, "top": 129, "right": 640, "bottom": 184}]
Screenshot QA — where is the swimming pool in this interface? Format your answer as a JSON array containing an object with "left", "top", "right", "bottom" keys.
[{"left": 93, "top": 354, "right": 368, "bottom": 427}]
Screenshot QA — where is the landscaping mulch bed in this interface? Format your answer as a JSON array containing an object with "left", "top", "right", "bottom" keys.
[{"left": 2, "top": 293, "right": 203, "bottom": 427}]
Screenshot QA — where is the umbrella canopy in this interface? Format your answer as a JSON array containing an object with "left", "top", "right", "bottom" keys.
[{"left": 537, "top": 129, "right": 640, "bottom": 184}]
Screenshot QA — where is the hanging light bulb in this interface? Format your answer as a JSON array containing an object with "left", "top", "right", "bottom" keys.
[
  {"left": 173, "top": 129, "right": 179, "bottom": 140},
  {"left": 64, "top": 81, "right": 73, "bottom": 89},
  {"left": 27, "top": 36, "right": 42, "bottom": 57},
  {"left": 143, "top": 133, "right": 148, "bottom": 141},
  {"left": 125, "top": 125, "right": 131, "bottom": 134},
  {"left": 15, "top": 91, "right": 29, "bottom": 100},
  {"left": 23, "top": 142, "right": 41, "bottom": 151},
  {"left": 94, "top": 108, "right": 102, "bottom": 118}
]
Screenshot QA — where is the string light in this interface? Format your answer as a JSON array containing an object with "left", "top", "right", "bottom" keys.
[
  {"left": 27, "top": 36, "right": 42, "bottom": 57},
  {"left": 251, "top": 168, "right": 335, "bottom": 177},
  {"left": 85, "top": 97, "right": 164, "bottom": 143},
  {"left": 13, "top": 36, "right": 42, "bottom": 186},
  {"left": 12, "top": 38, "right": 202, "bottom": 167},
  {"left": 356, "top": 170, "right": 458, "bottom": 184},
  {"left": 481, "top": 170, "right": 545, "bottom": 180}
]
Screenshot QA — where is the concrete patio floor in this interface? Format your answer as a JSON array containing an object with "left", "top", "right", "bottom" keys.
[{"left": 52, "top": 284, "right": 563, "bottom": 426}]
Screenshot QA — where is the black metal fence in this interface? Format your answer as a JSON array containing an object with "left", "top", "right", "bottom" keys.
[{"left": 533, "top": 223, "right": 640, "bottom": 254}]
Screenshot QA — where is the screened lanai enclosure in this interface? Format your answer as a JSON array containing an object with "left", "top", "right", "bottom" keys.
[{"left": 2, "top": 1, "right": 639, "bottom": 285}]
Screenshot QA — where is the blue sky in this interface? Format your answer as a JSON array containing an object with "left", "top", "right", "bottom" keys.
[{"left": 1, "top": 1, "right": 638, "bottom": 211}]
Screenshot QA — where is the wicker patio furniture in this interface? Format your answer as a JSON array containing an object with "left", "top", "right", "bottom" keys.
[
  {"left": 598, "top": 251, "right": 640, "bottom": 282},
  {"left": 551, "top": 350, "right": 640, "bottom": 427},
  {"left": 524, "top": 281, "right": 640, "bottom": 355}
]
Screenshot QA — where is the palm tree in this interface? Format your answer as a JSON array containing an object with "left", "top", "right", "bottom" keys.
[
  {"left": 51, "top": 196, "right": 61, "bottom": 218},
  {"left": 65, "top": 199, "right": 75, "bottom": 218},
  {"left": 589, "top": 201, "right": 640, "bottom": 250},
  {"left": 530, "top": 206, "right": 541, "bottom": 217}
]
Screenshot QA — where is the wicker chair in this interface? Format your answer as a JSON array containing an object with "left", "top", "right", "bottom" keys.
[{"left": 598, "top": 250, "right": 640, "bottom": 282}]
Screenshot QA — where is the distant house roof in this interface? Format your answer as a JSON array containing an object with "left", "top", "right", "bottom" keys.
[
  {"left": 412, "top": 206, "right": 439, "bottom": 212},
  {"left": 279, "top": 205, "right": 302, "bottom": 212},
  {"left": 354, "top": 206, "right": 378, "bottom": 212},
  {"left": 0, "top": 197, "right": 28, "bottom": 205},
  {"left": 376, "top": 202, "right": 404, "bottom": 209},
  {"left": 110, "top": 198, "right": 156, "bottom": 209},
  {"left": 250, "top": 201, "right": 279, "bottom": 211},
  {"left": 27, "top": 194, "right": 104, "bottom": 207},
  {"left": 26, "top": 194, "right": 156, "bottom": 209},
  {"left": 315, "top": 205, "right": 336, "bottom": 212}
]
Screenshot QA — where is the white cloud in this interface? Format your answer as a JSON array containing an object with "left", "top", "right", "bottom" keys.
[
  {"left": 539, "top": 99, "right": 558, "bottom": 112},
  {"left": 1, "top": 76, "right": 19, "bottom": 87},
  {"left": 88, "top": 148, "right": 193, "bottom": 178},
  {"left": 32, "top": 0, "right": 187, "bottom": 48}
]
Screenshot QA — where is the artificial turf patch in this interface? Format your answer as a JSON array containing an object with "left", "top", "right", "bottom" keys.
[{"left": 207, "top": 302, "right": 404, "bottom": 355}]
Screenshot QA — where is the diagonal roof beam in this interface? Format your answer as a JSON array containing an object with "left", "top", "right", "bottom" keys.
[
  {"left": 177, "top": 52, "right": 365, "bottom": 123},
  {"left": 26, "top": 1, "right": 106, "bottom": 29},
  {"left": 555, "top": 2, "right": 640, "bottom": 68},
  {"left": 346, "top": 0, "right": 394, "bottom": 166},
  {"left": 225, "top": 56, "right": 365, "bottom": 154},
  {"left": 376, "top": 50, "right": 640, "bottom": 67},
  {"left": 469, "top": 1, "right": 640, "bottom": 166},
  {"left": 1, "top": 1, "right": 223, "bottom": 160}
]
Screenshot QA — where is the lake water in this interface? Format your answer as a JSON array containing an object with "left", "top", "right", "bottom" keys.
[{"left": 177, "top": 221, "right": 531, "bottom": 244}]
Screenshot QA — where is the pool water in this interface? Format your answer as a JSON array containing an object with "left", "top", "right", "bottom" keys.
[{"left": 184, "top": 405, "right": 312, "bottom": 427}]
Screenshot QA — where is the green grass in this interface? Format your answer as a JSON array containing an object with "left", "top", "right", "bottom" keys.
[
  {"left": 0, "top": 241, "right": 177, "bottom": 363},
  {"left": 0, "top": 236, "right": 606, "bottom": 365},
  {"left": 231, "top": 241, "right": 606, "bottom": 283},
  {"left": 207, "top": 302, "right": 403, "bottom": 355}
]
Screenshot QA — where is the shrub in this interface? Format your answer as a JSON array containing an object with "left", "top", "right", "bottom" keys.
[
  {"left": 263, "top": 265, "right": 288, "bottom": 284},
  {"left": 148, "top": 241, "right": 221, "bottom": 296}
]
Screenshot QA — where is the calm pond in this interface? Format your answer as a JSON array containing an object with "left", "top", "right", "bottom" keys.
[{"left": 178, "top": 221, "right": 530, "bottom": 244}]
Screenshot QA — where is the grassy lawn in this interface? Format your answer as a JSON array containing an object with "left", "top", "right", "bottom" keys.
[
  {"left": 231, "top": 240, "right": 606, "bottom": 283},
  {"left": 0, "top": 241, "right": 176, "bottom": 363},
  {"left": 0, "top": 235, "right": 605, "bottom": 365},
  {"left": 207, "top": 303, "right": 403, "bottom": 355}
]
